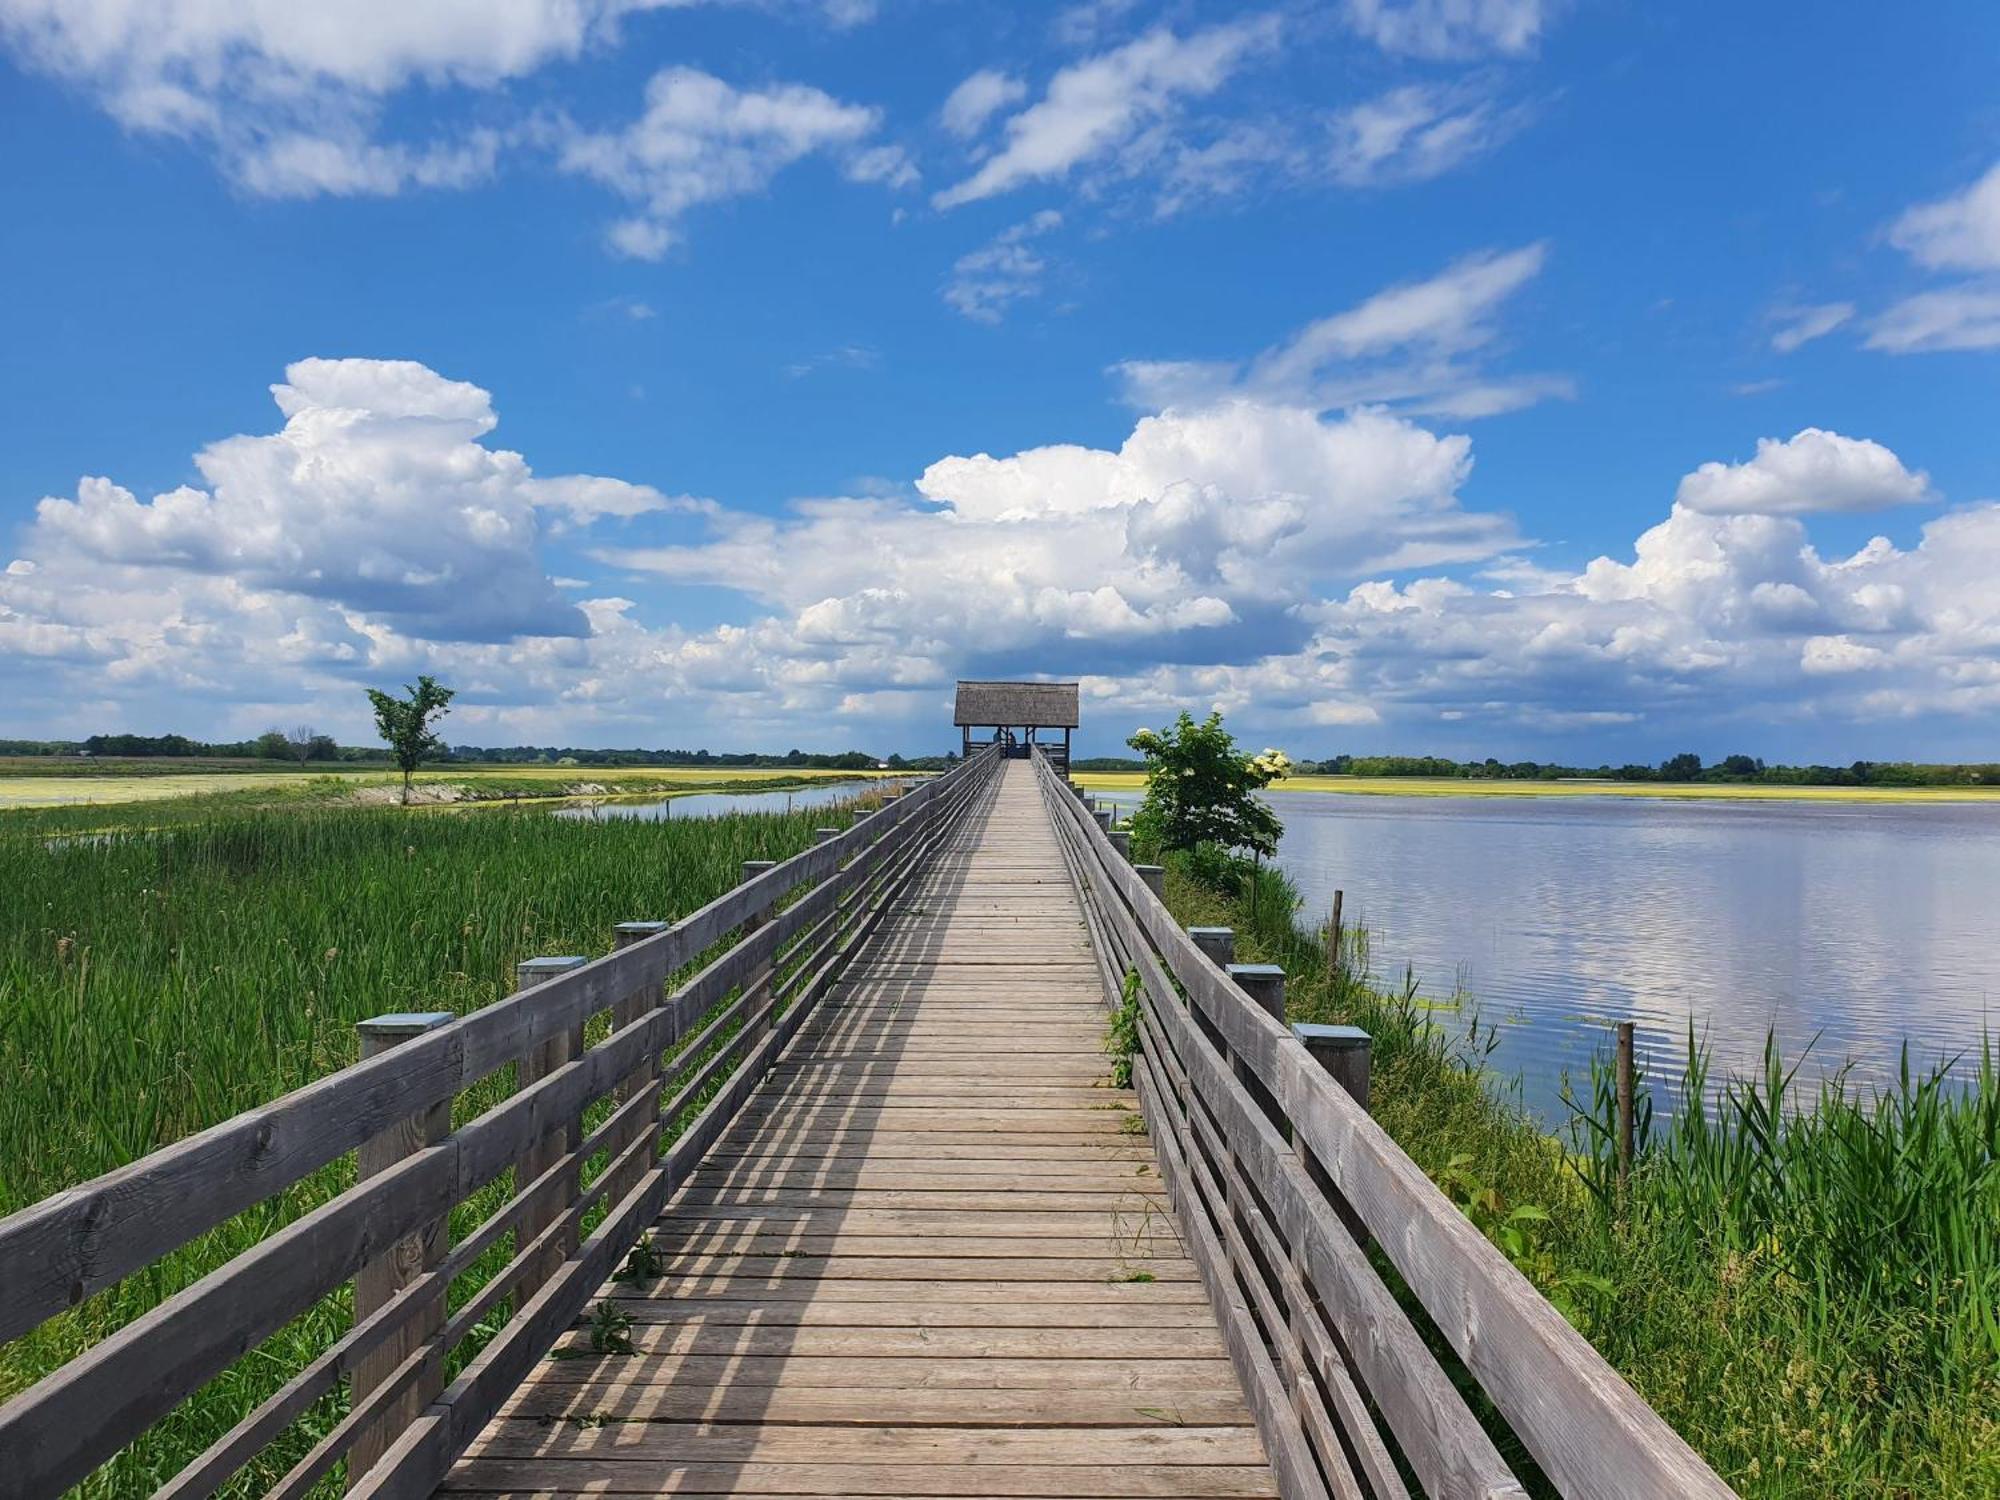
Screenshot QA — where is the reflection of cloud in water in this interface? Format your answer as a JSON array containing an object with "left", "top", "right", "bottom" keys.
[
  {"left": 1182, "top": 790, "right": 2000, "bottom": 1120},
  {"left": 555, "top": 780, "right": 875, "bottom": 822}
]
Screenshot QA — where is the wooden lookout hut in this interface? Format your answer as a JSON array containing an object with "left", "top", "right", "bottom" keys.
[{"left": 954, "top": 679, "right": 1079, "bottom": 769}]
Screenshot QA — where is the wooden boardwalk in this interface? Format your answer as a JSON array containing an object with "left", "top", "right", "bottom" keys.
[{"left": 443, "top": 761, "right": 1277, "bottom": 1497}]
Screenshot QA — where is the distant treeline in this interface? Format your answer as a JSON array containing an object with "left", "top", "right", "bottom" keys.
[
  {"left": 1073, "top": 749, "right": 1998, "bottom": 786},
  {"left": 0, "top": 734, "right": 957, "bottom": 772},
  {"left": 1306, "top": 753, "right": 2000, "bottom": 787},
  {"left": 0, "top": 733, "right": 392, "bottom": 763}
]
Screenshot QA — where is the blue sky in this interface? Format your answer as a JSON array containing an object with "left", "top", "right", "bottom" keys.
[{"left": 1, "top": 0, "right": 1997, "bottom": 760}]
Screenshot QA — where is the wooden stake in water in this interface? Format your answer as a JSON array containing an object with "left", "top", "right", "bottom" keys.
[
  {"left": 1615, "top": 1020, "right": 1635, "bottom": 1192},
  {"left": 1326, "top": 889, "right": 1344, "bottom": 986}
]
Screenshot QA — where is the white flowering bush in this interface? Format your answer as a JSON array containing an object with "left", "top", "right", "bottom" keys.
[{"left": 1126, "top": 711, "right": 1287, "bottom": 862}]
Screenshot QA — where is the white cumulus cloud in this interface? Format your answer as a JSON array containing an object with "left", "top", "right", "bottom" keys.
[
  {"left": 16, "top": 358, "right": 677, "bottom": 644},
  {"left": 1675, "top": 429, "right": 1932, "bottom": 517}
]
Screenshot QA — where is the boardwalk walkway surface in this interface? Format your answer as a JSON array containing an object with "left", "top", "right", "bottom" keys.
[{"left": 443, "top": 760, "right": 1277, "bottom": 1497}]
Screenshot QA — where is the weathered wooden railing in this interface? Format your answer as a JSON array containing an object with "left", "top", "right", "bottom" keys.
[
  {"left": 1031, "top": 749, "right": 1736, "bottom": 1500},
  {"left": 0, "top": 747, "right": 999, "bottom": 1500}
]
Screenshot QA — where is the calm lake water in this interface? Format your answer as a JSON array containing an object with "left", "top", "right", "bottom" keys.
[
  {"left": 1105, "top": 789, "right": 2000, "bottom": 1119},
  {"left": 553, "top": 779, "right": 874, "bottom": 821}
]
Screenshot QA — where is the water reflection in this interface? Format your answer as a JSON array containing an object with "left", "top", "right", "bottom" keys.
[
  {"left": 553, "top": 779, "right": 875, "bottom": 821},
  {"left": 1101, "top": 789, "right": 2000, "bottom": 1118}
]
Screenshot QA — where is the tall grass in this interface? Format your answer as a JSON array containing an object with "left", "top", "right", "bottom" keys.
[
  {"left": 1160, "top": 850, "right": 2000, "bottom": 1497},
  {"left": 0, "top": 800, "right": 835, "bottom": 1492}
]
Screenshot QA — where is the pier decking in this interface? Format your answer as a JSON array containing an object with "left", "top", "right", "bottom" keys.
[{"left": 446, "top": 762, "right": 1275, "bottom": 1496}]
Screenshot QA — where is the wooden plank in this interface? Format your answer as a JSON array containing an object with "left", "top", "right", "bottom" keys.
[
  {"left": 521, "top": 1354, "right": 1240, "bottom": 1391},
  {"left": 643, "top": 1253, "right": 1202, "bottom": 1282},
  {"left": 499, "top": 1385, "right": 1254, "bottom": 1425},
  {"left": 547, "top": 1327, "right": 1228, "bottom": 1360},
  {"left": 598, "top": 1299, "right": 1221, "bottom": 1328},
  {"left": 442, "top": 1462, "right": 1278, "bottom": 1496},
  {"left": 600, "top": 1278, "right": 1209, "bottom": 1303},
  {"left": 460, "top": 1425, "right": 1268, "bottom": 1465}
]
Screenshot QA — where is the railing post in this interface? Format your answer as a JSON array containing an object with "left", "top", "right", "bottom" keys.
[
  {"left": 1227, "top": 963, "right": 1288, "bottom": 1130},
  {"left": 1293, "top": 1023, "right": 1372, "bottom": 1110},
  {"left": 813, "top": 827, "right": 840, "bottom": 844},
  {"left": 606, "top": 922, "right": 671, "bottom": 1206},
  {"left": 741, "top": 860, "right": 781, "bottom": 1042},
  {"left": 514, "top": 955, "right": 586, "bottom": 1302},
  {"left": 1292, "top": 1020, "right": 1374, "bottom": 1247},
  {"left": 349, "top": 1010, "right": 454, "bottom": 1486},
  {"left": 1188, "top": 926, "right": 1234, "bottom": 968},
  {"left": 1093, "top": 806, "right": 1113, "bottom": 833},
  {"left": 1135, "top": 864, "right": 1165, "bottom": 899},
  {"left": 1227, "top": 963, "right": 1285, "bottom": 1024}
]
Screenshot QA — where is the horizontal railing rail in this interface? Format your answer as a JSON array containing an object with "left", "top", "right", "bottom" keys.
[
  {"left": 0, "top": 747, "right": 1001, "bottom": 1500},
  {"left": 1032, "top": 749, "right": 1736, "bottom": 1500}
]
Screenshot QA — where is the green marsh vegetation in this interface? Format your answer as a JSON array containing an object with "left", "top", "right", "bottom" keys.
[
  {"left": 0, "top": 795, "right": 841, "bottom": 1492},
  {"left": 1119, "top": 710, "right": 2000, "bottom": 1496}
]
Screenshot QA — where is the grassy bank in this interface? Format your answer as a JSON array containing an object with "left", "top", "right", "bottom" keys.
[
  {"left": 1160, "top": 854, "right": 2000, "bottom": 1497},
  {"left": 1074, "top": 771, "right": 2000, "bottom": 804},
  {"left": 0, "top": 761, "right": 884, "bottom": 811},
  {"left": 0, "top": 797, "right": 846, "bottom": 1492}
]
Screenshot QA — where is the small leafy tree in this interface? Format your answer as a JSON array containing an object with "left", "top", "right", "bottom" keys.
[
  {"left": 1126, "top": 711, "right": 1288, "bottom": 860},
  {"left": 365, "top": 676, "right": 455, "bottom": 804}
]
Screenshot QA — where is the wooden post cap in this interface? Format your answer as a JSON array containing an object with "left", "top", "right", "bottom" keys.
[
  {"left": 356, "top": 1011, "right": 453, "bottom": 1047},
  {"left": 515, "top": 955, "right": 585, "bottom": 987},
  {"left": 813, "top": 827, "right": 841, "bottom": 843},
  {"left": 742, "top": 859, "right": 779, "bottom": 878},
  {"left": 1227, "top": 963, "right": 1286, "bottom": 1022},
  {"left": 614, "top": 920, "right": 670, "bottom": 947},
  {"left": 1135, "top": 864, "right": 1165, "bottom": 898}
]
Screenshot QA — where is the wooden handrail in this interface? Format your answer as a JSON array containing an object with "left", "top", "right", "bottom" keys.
[
  {"left": 0, "top": 748, "right": 1000, "bottom": 1500},
  {"left": 1030, "top": 749, "right": 1737, "bottom": 1500}
]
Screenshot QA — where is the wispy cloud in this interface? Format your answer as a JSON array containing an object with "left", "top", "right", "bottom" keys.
[
  {"left": 1328, "top": 84, "right": 1530, "bottom": 187},
  {"left": 943, "top": 211, "right": 1064, "bottom": 322},
  {"left": 1116, "top": 243, "right": 1570, "bottom": 418},
  {"left": 932, "top": 18, "right": 1279, "bottom": 210},
  {"left": 1768, "top": 301, "right": 1853, "bottom": 353},
  {"left": 1870, "top": 162, "right": 2000, "bottom": 352}
]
